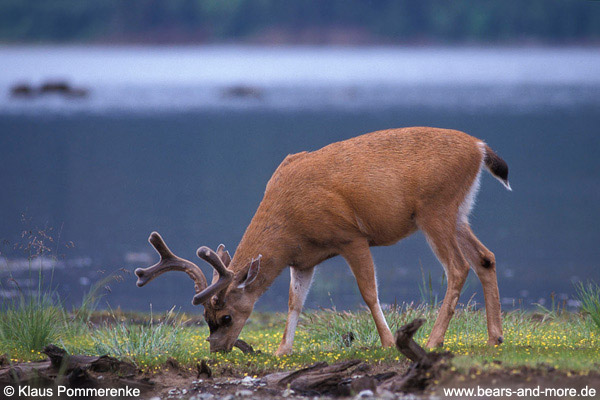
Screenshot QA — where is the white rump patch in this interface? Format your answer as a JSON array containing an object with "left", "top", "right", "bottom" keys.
[{"left": 458, "top": 143, "right": 485, "bottom": 224}]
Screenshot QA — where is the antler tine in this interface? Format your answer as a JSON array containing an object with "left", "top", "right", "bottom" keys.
[
  {"left": 197, "top": 246, "right": 232, "bottom": 277},
  {"left": 148, "top": 231, "right": 176, "bottom": 259},
  {"left": 216, "top": 244, "right": 232, "bottom": 267},
  {"left": 135, "top": 232, "right": 208, "bottom": 296},
  {"left": 193, "top": 246, "right": 234, "bottom": 306}
]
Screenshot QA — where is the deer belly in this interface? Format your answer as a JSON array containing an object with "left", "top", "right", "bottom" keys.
[{"left": 355, "top": 205, "right": 418, "bottom": 247}]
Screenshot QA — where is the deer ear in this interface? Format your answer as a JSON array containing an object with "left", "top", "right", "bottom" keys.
[{"left": 237, "top": 255, "right": 261, "bottom": 289}]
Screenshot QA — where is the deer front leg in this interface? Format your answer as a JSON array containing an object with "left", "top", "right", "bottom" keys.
[
  {"left": 342, "top": 239, "right": 395, "bottom": 348},
  {"left": 276, "top": 266, "right": 315, "bottom": 356}
]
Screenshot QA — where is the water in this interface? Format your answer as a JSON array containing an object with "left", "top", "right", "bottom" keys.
[
  {"left": 1, "top": 46, "right": 599, "bottom": 113},
  {"left": 1, "top": 46, "right": 599, "bottom": 312}
]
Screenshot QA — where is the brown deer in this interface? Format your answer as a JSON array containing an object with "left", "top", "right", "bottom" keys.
[{"left": 135, "top": 127, "right": 510, "bottom": 355}]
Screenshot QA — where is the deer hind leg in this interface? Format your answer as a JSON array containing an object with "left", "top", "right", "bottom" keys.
[
  {"left": 420, "top": 217, "right": 471, "bottom": 349},
  {"left": 342, "top": 239, "right": 395, "bottom": 348},
  {"left": 457, "top": 223, "right": 503, "bottom": 346},
  {"left": 275, "top": 266, "right": 315, "bottom": 356}
]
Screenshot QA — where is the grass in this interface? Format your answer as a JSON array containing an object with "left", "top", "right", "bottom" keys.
[
  {"left": 0, "top": 267, "right": 599, "bottom": 375},
  {"left": 2, "top": 302, "right": 595, "bottom": 376},
  {"left": 0, "top": 290, "right": 65, "bottom": 361},
  {"left": 576, "top": 281, "right": 600, "bottom": 330},
  {"left": 87, "top": 308, "right": 185, "bottom": 368}
]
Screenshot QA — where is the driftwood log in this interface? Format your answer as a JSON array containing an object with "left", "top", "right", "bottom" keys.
[
  {"left": 381, "top": 319, "right": 452, "bottom": 392},
  {"left": 0, "top": 345, "right": 151, "bottom": 393},
  {"left": 234, "top": 339, "right": 256, "bottom": 354},
  {"left": 43, "top": 344, "right": 137, "bottom": 376},
  {"left": 262, "top": 318, "right": 452, "bottom": 396},
  {"left": 262, "top": 360, "right": 369, "bottom": 396}
]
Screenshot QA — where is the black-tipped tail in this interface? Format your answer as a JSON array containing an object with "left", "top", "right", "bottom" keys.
[{"left": 484, "top": 144, "right": 511, "bottom": 191}]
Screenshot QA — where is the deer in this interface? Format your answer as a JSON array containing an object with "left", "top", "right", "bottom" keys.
[{"left": 135, "top": 127, "right": 510, "bottom": 355}]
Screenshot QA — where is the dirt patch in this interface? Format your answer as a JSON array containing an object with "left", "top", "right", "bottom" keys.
[
  {"left": 3, "top": 355, "right": 599, "bottom": 399},
  {"left": 150, "top": 363, "right": 600, "bottom": 400},
  {"left": 432, "top": 366, "right": 600, "bottom": 399}
]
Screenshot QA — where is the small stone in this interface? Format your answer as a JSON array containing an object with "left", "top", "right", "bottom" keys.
[
  {"left": 282, "top": 388, "right": 295, "bottom": 397},
  {"left": 149, "top": 397, "right": 161, "bottom": 400},
  {"left": 355, "top": 389, "right": 374, "bottom": 398},
  {"left": 378, "top": 390, "right": 397, "bottom": 399},
  {"left": 197, "top": 394, "right": 214, "bottom": 400},
  {"left": 182, "top": 389, "right": 188, "bottom": 394},
  {"left": 241, "top": 376, "right": 258, "bottom": 387},
  {"left": 235, "top": 389, "right": 254, "bottom": 397}
]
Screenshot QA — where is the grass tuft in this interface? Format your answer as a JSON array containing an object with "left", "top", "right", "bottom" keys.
[
  {"left": 0, "top": 290, "right": 65, "bottom": 361},
  {"left": 576, "top": 281, "right": 600, "bottom": 330},
  {"left": 86, "top": 308, "right": 185, "bottom": 368}
]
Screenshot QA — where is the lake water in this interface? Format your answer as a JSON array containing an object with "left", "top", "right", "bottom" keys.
[{"left": 1, "top": 46, "right": 599, "bottom": 312}]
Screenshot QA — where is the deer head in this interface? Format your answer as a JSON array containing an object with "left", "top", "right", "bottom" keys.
[{"left": 134, "top": 232, "right": 260, "bottom": 352}]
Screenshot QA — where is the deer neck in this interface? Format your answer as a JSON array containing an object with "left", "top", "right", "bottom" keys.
[{"left": 229, "top": 211, "right": 295, "bottom": 299}]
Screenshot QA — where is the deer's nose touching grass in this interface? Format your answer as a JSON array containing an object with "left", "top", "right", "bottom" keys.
[{"left": 135, "top": 127, "right": 511, "bottom": 355}]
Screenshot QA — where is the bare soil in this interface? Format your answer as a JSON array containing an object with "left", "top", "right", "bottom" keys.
[{"left": 3, "top": 352, "right": 599, "bottom": 399}]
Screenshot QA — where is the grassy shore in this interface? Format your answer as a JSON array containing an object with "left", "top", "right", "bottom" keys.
[{"left": 1, "top": 302, "right": 598, "bottom": 376}]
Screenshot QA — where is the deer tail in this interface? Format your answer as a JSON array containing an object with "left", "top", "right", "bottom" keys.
[{"left": 482, "top": 144, "right": 511, "bottom": 191}]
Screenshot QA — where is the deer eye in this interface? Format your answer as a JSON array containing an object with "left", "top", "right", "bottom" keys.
[{"left": 221, "top": 315, "right": 232, "bottom": 325}]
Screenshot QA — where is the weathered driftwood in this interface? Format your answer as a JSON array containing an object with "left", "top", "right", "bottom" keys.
[
  {"left": 0, "top": 345, "right": 150, "bottom": 393},
  {"left": 43, "top": 344, "right": 137, "bottom": 376},
  {"left": 234, "top": 339, "right": 256, "bottom": 354},
  {"left": 0, "top": 360, "right": 53, "bottom": 385},
  {"left": 197, "top": 359, "right": 212, "bottom": 378},
  {"left": 394, "top": 319, "right": 430, "bottom": 365},
  {"left": 381, "top": 319, "right": 452, "bottom": 393},
  {"left": 263, "top": 360, "right": 364, "bottom": 396},
  {"left": 262, "top": 318, "right": 451, "bottom": 396}
]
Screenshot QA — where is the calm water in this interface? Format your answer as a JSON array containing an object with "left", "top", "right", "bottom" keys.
[{"left": 1, "top": 46, "right": 599, "bottom": 312}]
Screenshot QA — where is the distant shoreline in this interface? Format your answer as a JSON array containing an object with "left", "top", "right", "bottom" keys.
[{"left": 3, "top": 38, "right": 600, "bottom": 47}]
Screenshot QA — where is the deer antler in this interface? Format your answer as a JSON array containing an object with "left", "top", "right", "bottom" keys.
[
  {"left": 135, "top": 232, "right": 208, "bottom": 299},
  {"left": 216, "top": 244, "right": 232, "bottom": 268},
  {"left": 193, "top": 246, "right": 234, "bottom": 306}
]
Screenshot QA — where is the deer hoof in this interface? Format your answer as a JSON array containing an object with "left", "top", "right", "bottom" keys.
[
  {"left": 487, "top": 336, "right": 504, "bottom": 346},
  {"left": 275, "top": 346, "right": 292, "bottom": 356}
]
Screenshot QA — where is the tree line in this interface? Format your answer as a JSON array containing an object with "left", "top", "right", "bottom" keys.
[{"left": 1, "top": 0, "right": 599, "bottom": 43}]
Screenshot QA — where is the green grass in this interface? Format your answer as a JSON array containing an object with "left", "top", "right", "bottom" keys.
[
  {"left": 2, "top": 303, "right": 589, "bottom": 376},
  {"left": 0, "top": 290, "right": 66, "bottom": 362},
  {"left": 86, "top": 310, "right": 185, "bottom": 369},
  {"left": 0, "top": 278, "right": 598, "bottom": 375},
  {"left": 576, "top": 281, "right": 600, "bottom": 330},
  {"left": 303, "top": 304, "right": 600, "bottom": 372}
]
